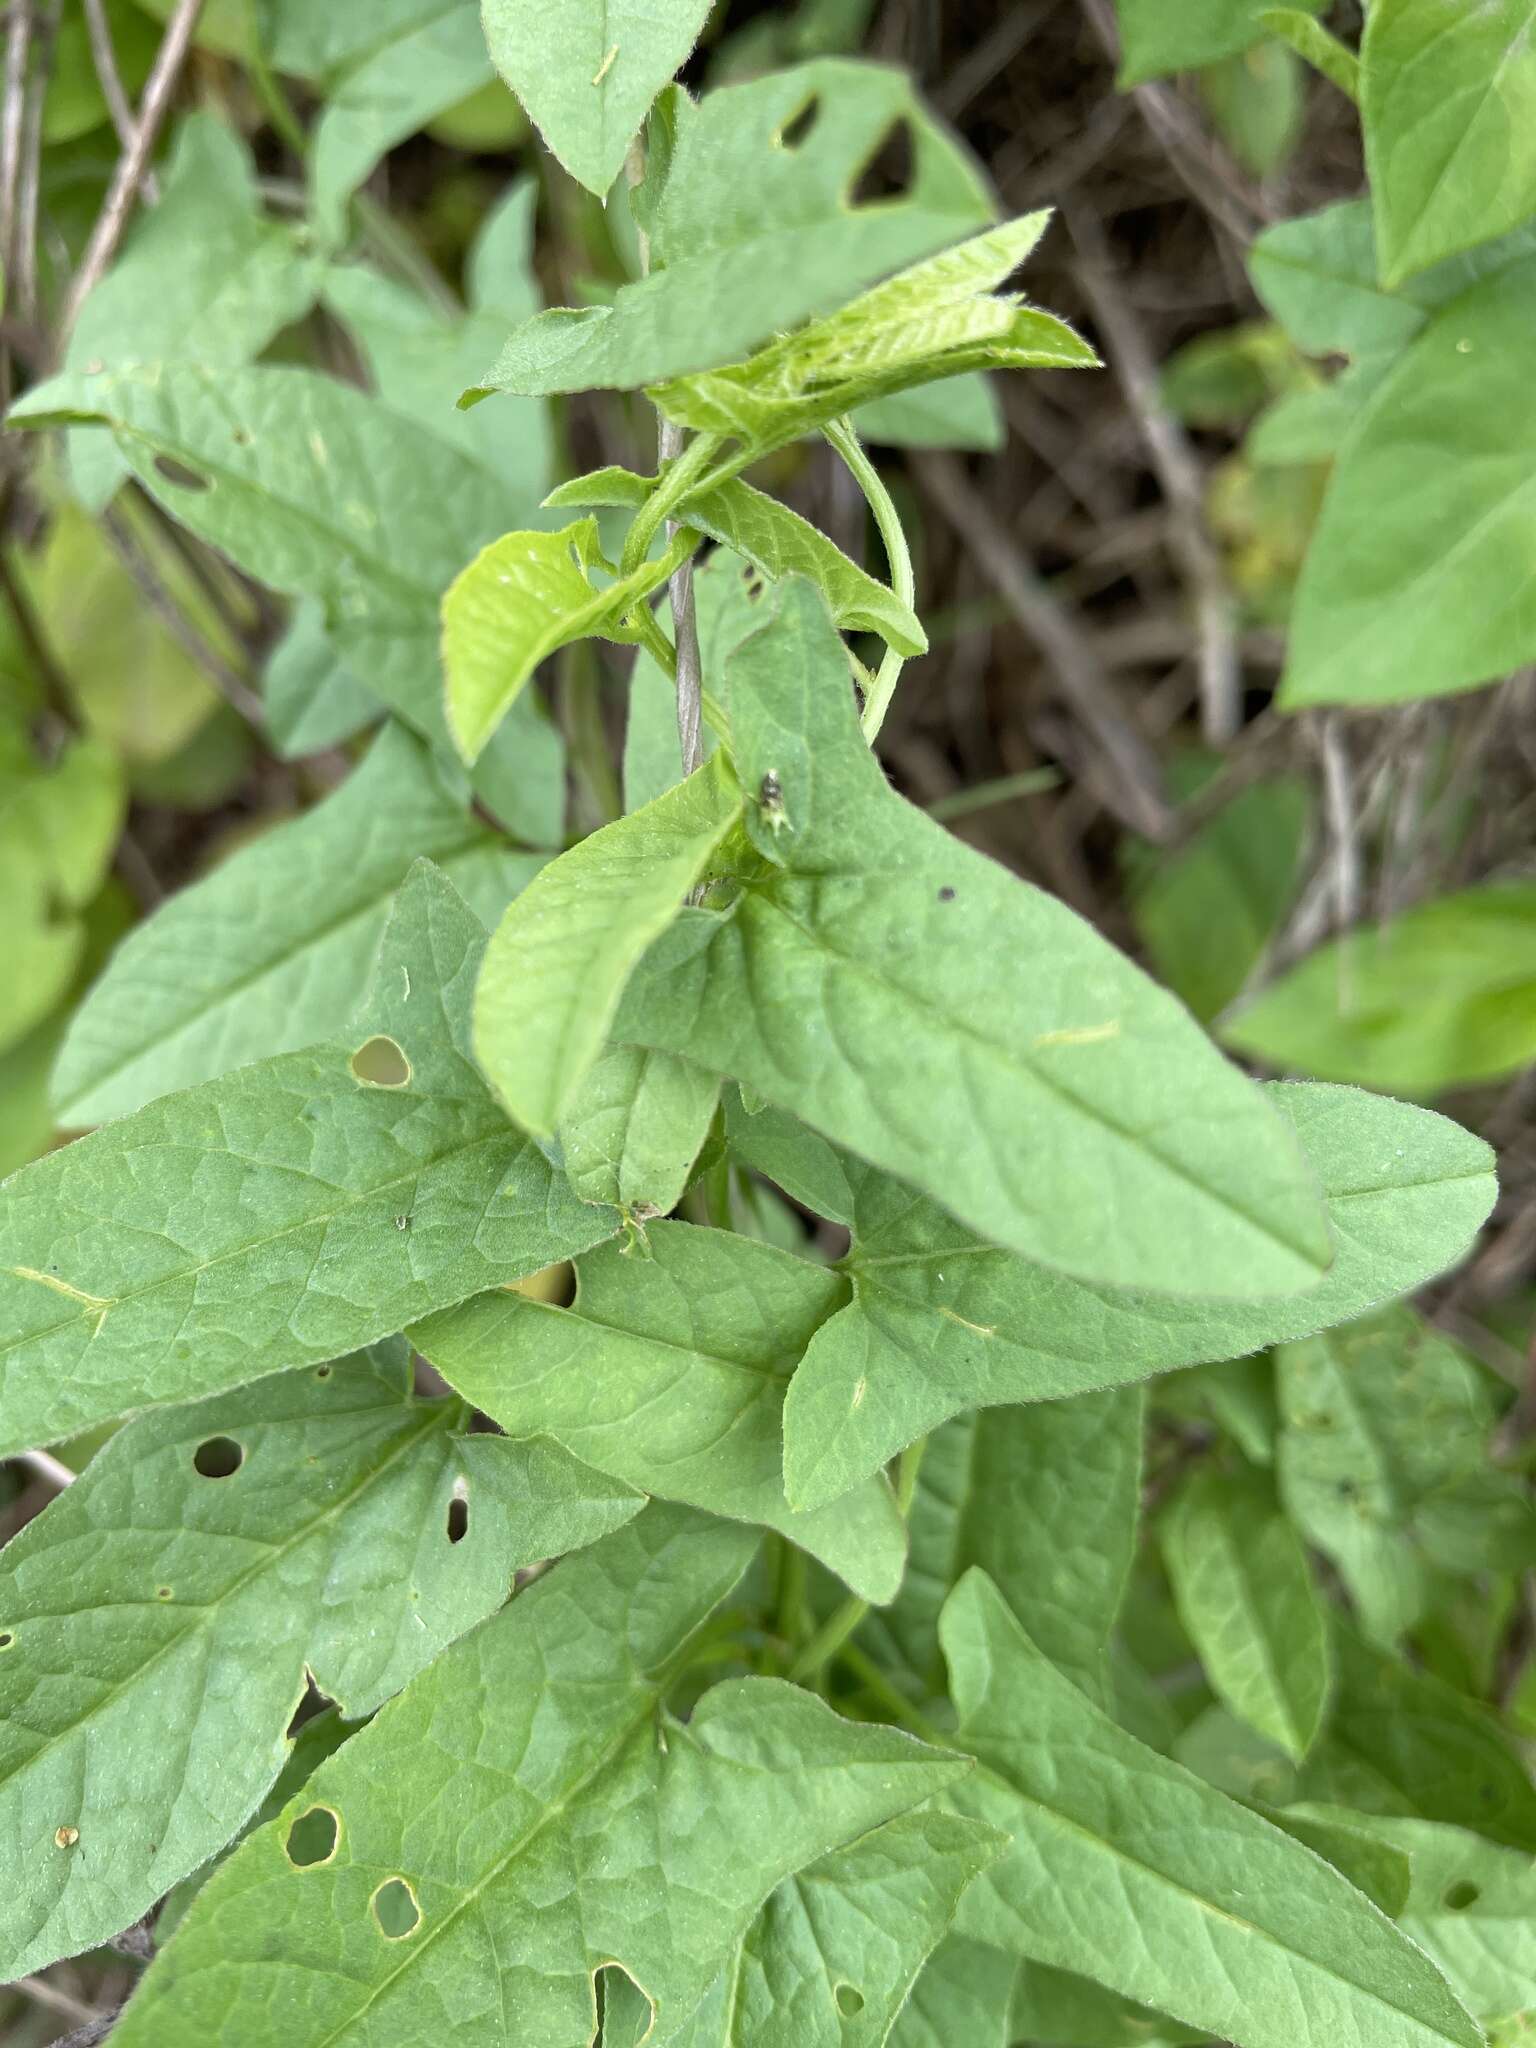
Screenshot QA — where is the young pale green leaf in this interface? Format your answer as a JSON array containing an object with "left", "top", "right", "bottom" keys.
[
  {"left": 1161, "top": 1464, "right": 1331, "bottom": 1762},
  {"left": 442, "top": 516, "right": 687, "bottom": 762},
  {"left": 1356, "top": 1818, "right": 1536, "bottom": 2027},
  {"left": 859, "top": 1393, "right": 1143, "bottom": 1707},
  {"left": 1298, "top": 1624, "right": 1536, "bottom": 1852},
  {"left": 1363, "top": 0, "right": 1536, "bottom": 287},
  {"left": 888, "top": 1936, "right": 1020, "bottom": 2048},
  {"left": 941, "top": 1571, "right": 1483, "bottom": 2048},
  {"left": 616, "top": 579, "right": 1333, "bottom": 1298},
  {"left": 482, "top": 0, "right": 713, "bottom": 195},
  {"left": 0, "top": 1345, "right": 639, "bottom": 1980},
  {"left": 414, "top": 1223, "right": 906, "bottom": 1601},
  {"left": 1224, "top": 882, "right": 1536, "bottom": 1092},
  {"left": 474, "top": 754, "right": 742, "bottom": 1135},
  {"left": 54, "top": 725, "right": 545, "bottom": 1126},
  {"left": 546, "top": 465, "right": 927, "bottom": 654},
  {"left": 556, "top": 1044, "right": 720, "bottom": 1215},
  {"left": 111, "top": 1506, "right": 966, "bottom": 2048},
  {"left": 1277, "top": 1307, "right": 1534, "bottom": 1643},
  {"left": 649, "top": 1810, "right": 1004, "bottom": 2047},
  {"left": 63, "top": 114, "right": 321, "bottom": 510},
  {"left": 761, "top": 1077, "right": 1493, "bottom": 1508},
  {"left": 1280, "top": 257, "right": 1536, "bottom": 708},
  {"left": 647, "top": 217, "right": 1094, "bottom": 453},
  {"left": 310, "top": 0, "right": 496, "bottom": 238},
  {"left": 0, "top": 863, "right": 615, "bottom": 1458},
  {"left": 1112, "top": 0, "right": 1324, "bottom": 85},
  {"left": 470, "top": 60, "right": 995, "bottom": 399},
  {"left": 10, "top": 364, "right": 514, "bottom": 769}
]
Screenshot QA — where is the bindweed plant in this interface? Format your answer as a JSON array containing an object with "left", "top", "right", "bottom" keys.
[{"left": 0, "top": 5, "right": 1531, "bottom": 2046}]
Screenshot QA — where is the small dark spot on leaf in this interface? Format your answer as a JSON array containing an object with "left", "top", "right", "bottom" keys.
[
  {"left": 778, "top": 94, "right": 820, "bottom": 149},
  {"left": 937, "top": 886, "right": 956, "bottom": 903},
  {"left": 156, "top": 1587, "right": 172, "bottom": 1601},
  {"left": 371, "top": 1877, "right": 420, "bottom": 1938},
  {"left": 446, "top": 1493, "right": 468, "bottom": 1544},
  {"left": 193, "top": 1435, "right": 244, "bottom": 1479},
  {"left": 315, "top": 1364, "right": 332, "bottom": 1379},
  {"left": 152, "top": 453, "right": 211, "bottom": 492},
  {"left": 232, "top": 426, "right": 253, "bottom": 446},
  {"left": 285, "top": 1806, "right": 340, "bottom": 1869},
  {"left": 350, "top": 1034, "right": 411, "bottom": 1088},
  {"left": 835, "top": 1984, "right": 864, "bottom": 2017}
]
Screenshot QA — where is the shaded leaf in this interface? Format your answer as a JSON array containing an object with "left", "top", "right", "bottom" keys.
[
  {"left": 415, "top": 1222, "right": 907, "bottom": 1601},
  {"left": 0, "top": 1344, "right": 639, "bottom": 1979},
  {"left": 887, "top": 1936, "right": 1019, "bottom": 2048},
  {"left": 262, "top": 599, "right": 380, "bottom": 759},
  {"left": 557, "top": 1045, "right": 720, "bottom": 1216},
  {"left": 1113, "top": 0, "right": 1323, "bottom": 85},
  {"left": 0, "top": 863, "right": 614, "bottom": 1458},
  {"left": 853, "top": 372, "right": 1003, "bottom": 451}
]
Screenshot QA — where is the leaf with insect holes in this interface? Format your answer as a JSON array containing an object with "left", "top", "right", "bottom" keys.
[
  {"left": 720, "top": 1079, "right": 1495, "bottom": 1510},
  {"left": 1223, "top": 881, "right": 1536, "bottom": 1093},
  {"left": 468, "top": 60, "right": 996, "bottom": 399},
  {"left": 1363, "top": 0, "right": 1536, "bottom": 287},
  {"left": 556, "top": 1044, "right": 720, "bottom": 1215},
  {"left": 474, "top": 753, "right": 743, "bottom": 1135},
  {"left": 1161, "top": 1463, "right": 1331, "bottom": 1762},
  {"left": 858, "top": 1392, "right": 1143, "bottom": 1708},
  {"left": 602, "top": 1808, "right": 1004, "bottom": 2048},
  {"left": 0, "top": 863, "right": 615, "bottom": 1459},
  {"left": 110, "top": 1506, "right": 968, "bottom": 2048},
  {"left": 0, "top": 1342, "right": 639, "bottom": 1982},
  {"left": 546, "top": 465, "right": 927, "bottom": 655},
  {"left": 414, "top": 1222, "right": 907, "bottom": 1602},
  {"left": 8, "top": 364, "right": 537, "bottom": 797},
  {"left": 647, "top": 216, "right": 1096, "bottom": 455},
  {"left": 939, "top": 1571, "right": 1482, "bottom": 2048},
  {"left": 481, "top": 0, "right": 713, "bottom": 195},
  {"left": 53, "top": 725, "right": 546, "bottom": 1125},
  {"left": 614, "top": 578, "right": 1333, "bottom": 1298},
  {"left": 441, "top": 516, "right": 689, "bottom": 762}
]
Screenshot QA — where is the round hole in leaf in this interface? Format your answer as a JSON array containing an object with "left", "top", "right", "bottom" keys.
[
  {"left": 285, "top": 1806, "right": 340, "bottom": 1869},
  {"left": 350, "top": 1035, "right": 411, "bottom": 1088},
  {"left": 835, "top": 1984, "right": 864, "bottom": 2017},
  {"left": 152, "top": 453, "right": 211, "bottom": 492},
  {"left": 316, "top": 1364, "right": 332, "bottom": 1379},
  {"left": 193, "top": 1435, "right": 244, "bottom": 1479},
  {"left": 446, "top": 1492, "right": 468, "bottom": 1544},
  {"left": 156, "top": 1586, "right": 172, "bottom": 1601},
  {"left": 371, "top": 1876, "right": 420, "bottom": 1939},
  {"left": 0, "top": 1631, "right": 13, "bottom": 1650},
  {"left": 1444, "top": 1880, "right": 1480, "bottom": 1911}
]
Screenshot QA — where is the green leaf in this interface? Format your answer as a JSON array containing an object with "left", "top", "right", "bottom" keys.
[
  {"left": 415, "top": 1222, "right": 907, "bottom": 1601},
  {"left": 1009, "top": 1961, "right": 1206, "bottom": 2047},
  {"left": 10, "top": 364, "right": 511, "bottom": 769},
  {"left": 440, "top": 514, "right": 689, "bottom": 764},
  {"left": 1363, "top": 0, "right": 1536, "bottom": 287},
  {"left": 1298, "top": 1624, "right": 1536, "bottom": 1852},
  {"left": 1198, "top": 43, "right": 1305, "bottom": 182},
  {"left": 730, "top": 1081, "right": 1495, "bottom": 1509},
  {"left": 0, "top": 863, "right": 615, "bottom": 1458},
  {"left": 656, "top": 1810, "right": 1004, "bottom": 2047},
  {"left": 616, "top": 579, "right": 1333, "bottom": 1298},
  {"left": 112, "top": 1506, "right": 966, "bottom": 2048},
  {"left": 0, "top": 1344, "right": 639, "bottom": 1979},
  {"left": 860, "top": 1392, "right": 1143, "bottom": 1706},
  {"left": 557, "top": 1045, "right": 720, "bottom": 1215},
  {"left": 262, "top": 599, "right": 380, "bottom": 758},
  {"left": 54, "top": 725, "right": 545, "bottom": 1125},
  {"left": 1260, "top": 9, "right": 1360, "bottom": 100},
  {"left": 941, "top": 1571, "right": 1483, "bottom": 2048},
  {"left": 1223, "top": 882, "right": 1536, "bottom": 1092},
  {"left": 1161, "top": 1463, "right": 1331, "bottom": 1761},
  {"left": 1355, "top": 1818, "right": 1536, "bottom": 2027},
  {"left": 482, "top": 0, "right": 714, "bottom": 196},
  {"left": 1279, "top": 257, "right": 1536, "bottom": 708},
  {"left": 474, "top": 754, "right": 743, "bottom": 1134},
  {"left": 1113, "top": 0, "right": 1324, "bottom": 85},
  {"left": 1277, "top": 1307, "right": 1532, "bottom": 1643},
  {"left": 647, "top": 217, "right": 1095, "bottom": 454},
  {"left": 1265, "top": 1803, "right": 1412, "bottom": 1919},
  {"left": 470, "top": 59, "right": 995, "bottom": 398},
  {"left": 546, "top": 466, "right": 927, "bottom": 654},
  {"left": 62, "top": 114, "right": 321, "bottom": 511},
  {"left": 310, "top": 0, "right": 496, "bottom": 239},
  {"left": 887, "top": 1936, "right": 1020, "bottom": 2048},
  {"left": 853, "top": 372, "right": 1003, "bottom": 451}
]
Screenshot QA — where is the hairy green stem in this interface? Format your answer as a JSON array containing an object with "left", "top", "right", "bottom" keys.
[
  {"left": 619, "top": 431, "right": 725, "bottom": 577},
  {"left": 823, "top": 415, "right": 916, "bottom": 743}
]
